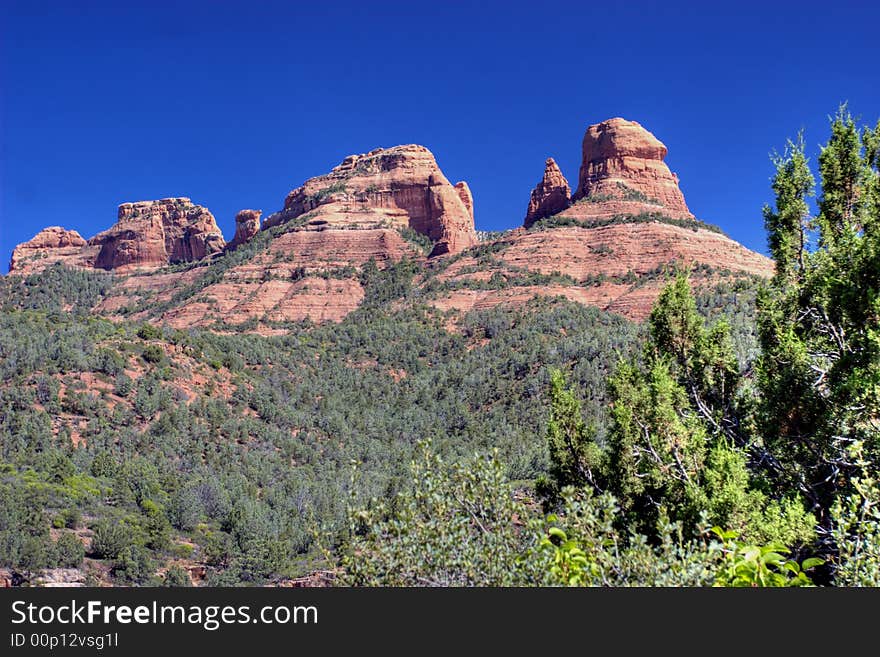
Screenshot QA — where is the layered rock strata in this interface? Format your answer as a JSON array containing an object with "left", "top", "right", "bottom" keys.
[
  {"left": 263, "top": 145, "right": 478, "bottom": 256},
  {"left": 8, "top": 227, "right": 96, "bottom": 274},
  {"left": 92, "top": 198, "right": 225, "bottom": 271}
]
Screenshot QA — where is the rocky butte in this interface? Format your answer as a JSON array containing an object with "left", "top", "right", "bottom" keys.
[
  {"left": 6, "top": 119, "right": 773, "bottom": 327},
  {"left": 8, "top": 226, "right": 95, "bottom": 275},
  {"left": 92, "top": 198, "right": 226, "bottom": 271},
  {"left": 428, "top": 117, "right": 773, "bottom": 320},
  {"left": 8, "top": 198, "right": 226, "bottom": 274},
  {"left": 86, "top": 144, "right": 480, "bottom": 330},
  {"left": 263, "top": 144, "right": 478, "bottom": 256},
  {"left": 565, "top": 117, "right": 693, "bottom": 219}
]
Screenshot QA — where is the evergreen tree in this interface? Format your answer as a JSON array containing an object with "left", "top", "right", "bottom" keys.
[
  {"left": 603, "top": 274, "right": 813, "bottom": 543},
  {"left": 757, "top": 106, "right": 880, "bottom": 523},
  {"left": 537, "top": 369, "right": 604, "bottom": 502},
  {"left": 762, "top": 133, "right": 814, "bottom": 283}
]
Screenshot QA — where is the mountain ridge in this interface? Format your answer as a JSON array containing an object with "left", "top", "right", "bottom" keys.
[{"left": 5, "top": 117, "right": 773, "bottom": 328}]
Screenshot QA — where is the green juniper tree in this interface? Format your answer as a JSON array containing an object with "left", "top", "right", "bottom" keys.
[
  {"left": 539, "top": 273, "right": 813, "bottom": 545},
  {"left": 757, "top": 106, "right": 880, "bottom": 526},
  {"left": 763, "top": 132, "right": 815, "bottom": 284},
  {"left": 536, "top": 369, "right": 604, "bottom": 504}
]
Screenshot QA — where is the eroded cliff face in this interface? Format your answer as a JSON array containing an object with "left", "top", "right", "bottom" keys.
[
  {"left": 93, "top": 223, "right": 421, "bottom": 332},
  {"left": 9, "top": 199, "right": 226, "bottom": 275},
  {"left": 92, "top": 198, "right": 225, "bottom": 271},
  {"left": 522, "top": 117, "right": 694, "bottom": 225},
  {"left": 8, "top": 227, "right": 97, "bottom": 274},
  {"left": 563, "top": 117, "right": 692, "bottom": 220},
  {"left": 431, "top": 116, "right": 770, "bottom": 321},
  {"left": 263, "top": 145, "right": 478, "bottom": 256},
  {"left": 423, "top": 222, "right": 774, "bottom": 321}
]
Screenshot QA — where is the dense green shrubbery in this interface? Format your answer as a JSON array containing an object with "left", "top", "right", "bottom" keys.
[
  {"left": 0, "top": 263, "right": 113, "bottom": 314},
  {"left": 343, "top": 442, "right": 821, "bottom": 587},
  {"left": 343, "top": 443, "right": 545, "bottom": 586}
]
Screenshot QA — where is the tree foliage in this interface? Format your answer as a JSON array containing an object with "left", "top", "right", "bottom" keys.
[
  {"left": 342, "top": 442, "right": 544, "bottom": 586},
  {"left": 757, "top": 106, "right": 880, "bottom": 528}
]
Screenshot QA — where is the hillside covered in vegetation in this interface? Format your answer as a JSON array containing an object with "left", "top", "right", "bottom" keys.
[{"left": 1, "top": 108, "right": 878, "bottom": 587}]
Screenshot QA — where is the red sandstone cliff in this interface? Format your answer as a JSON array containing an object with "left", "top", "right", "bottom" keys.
[
  {"left": 428, "top": 117, "right": 772, "bottom": 321},
  {"left": 6, "top": 119, "right": 775, "bottom": 330},
  {"left": 9, "top": 199, "right": 225, "bottom": 275},
  {"left": 263, "top": 145, "right": 478, "bottom": 256},
  {"left": 561, "top": 117, "right": 693, "bottom": 221},
  {"left": 425, "top": 222, "right": 774, "bottom": 321},
  {"left": 92, "top": 198, "right": 225, "bottom": 271},
  {"left": 228, "top": 209, "right": 261, "bottom": 250}
]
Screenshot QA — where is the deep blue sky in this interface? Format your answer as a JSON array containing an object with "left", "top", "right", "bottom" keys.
[{"left": 2, "top": 1, "right": 879, "bottom": 271}]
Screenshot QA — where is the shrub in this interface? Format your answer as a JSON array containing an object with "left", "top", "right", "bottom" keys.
[
  {"left": 112, "top": 545, "right": 155, "bottom": 584},
  {"left": 136, "top": 324, "right": 163, "bottom": 340},
  {"left": 140, "top": 499, "right": 172, "bottom": 552},
  {"left": 829, "top": 442, "right": 880, "bottom": 586},
  {"left": 141, "top": 345, "right": 165, "bottom": 364},
  {"left": 54, "top": 532, "right": 85, "bottom": 568},
  {"left": 113, "top": 373, "right": 133, "bottom": 397},
  {"left": 55, "top": 508, "right": 81, "bottom": 530},
  {"left": 90, "top": 521, "right": 132, "bottom": 560},
  {"left": 168, "top": 488, "right": 201, "bottom": 532},
  {"left": 342, "top": 441, "right": 545, "bottom": 586},
  {"left": 162, "top": 564, "right": 192, "bottom": 587}
]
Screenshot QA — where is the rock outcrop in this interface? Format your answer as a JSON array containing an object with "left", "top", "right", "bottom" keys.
[
  {"left": 6, "top": 118, "right": 778, "bottom": 333},
  {"left": 92, "top": 198, "right": 225, "bottom": 271},
  {"left": 228, "top": 209, "right": 261, "bottom": 250},
  {"left": 429, "top": 117, "right": 772, "bottom": 322},
  {"left": 263, "top": 145, "right": 478, "bottom": 256},
  {"left": 524, "top": 158, "right": 571, "bottom": 228},
  {"left": 558, "top": 117, "right": 692, "bottom": 221},
  {"left": 8, "top": 227, "right": 97, "bottom": 274},
  {"left": 455, "top": 181, "right": 474, "bottom": 223}
]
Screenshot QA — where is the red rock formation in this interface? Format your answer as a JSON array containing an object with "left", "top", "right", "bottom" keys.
[
  {"left": 92, "top": 198, "right": 225, "bottom": 271},
  {"left": 428, "top": 179, "right": 479, "bottom": 257},
  {"left": 5, "top": 118, "right": 777, "bottom": 334},
  {"left": 561, "top": 117, "right": 692, "bottom": 221},
  {"left": 95, "top": 227, "right": 420, "bottom": 329},
  {"left": 228, "top": 209, "right": 261, "bottom": 250},
  {"left": 8, "top": 227, "right": 97, "bottom": 274},
  {"left": 524, "top": 158, "right": 571, "bottom": 228},
  {"left": 263, "top": 145, "right": 478, "bottom": 256},
  {"left": 157, "top": 276, "right": 366, "bottom": 330}
]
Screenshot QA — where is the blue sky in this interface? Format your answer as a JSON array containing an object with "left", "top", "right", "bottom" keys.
[{"left": 2, "top": 1, "right": 878, "bottom": 271}]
